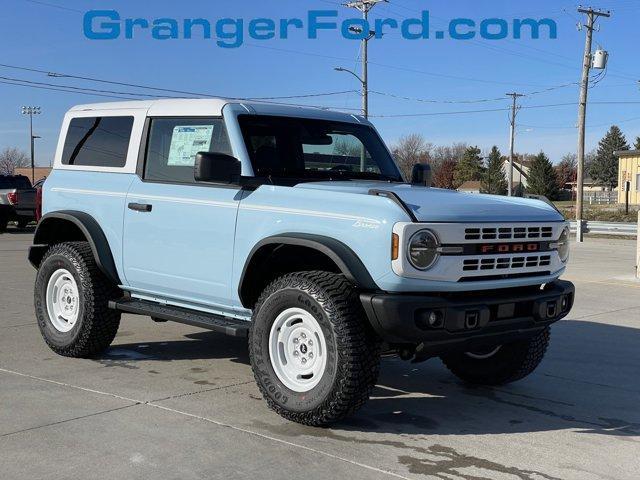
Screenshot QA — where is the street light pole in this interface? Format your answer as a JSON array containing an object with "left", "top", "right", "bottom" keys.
[
  {"left": 334, "top": 66, "right": 369, "bottom": 170},
  {"left": 343, "top": 0, "right": 387, "bottom": 119},
  {"left": 361, "top": 7, "right": 369, "bottom": 119},
  {"left": 21, "top": 106, "right": 42, "bottom": 183}
]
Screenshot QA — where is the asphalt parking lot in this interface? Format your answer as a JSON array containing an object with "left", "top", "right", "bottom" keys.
[{"left": 1, "top": 228, "right": 638, "bottom": 480}]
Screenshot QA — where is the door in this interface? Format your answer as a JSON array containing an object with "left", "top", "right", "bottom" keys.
[{"left": 123, "top": 117, "right": 241, "bottom": 307}]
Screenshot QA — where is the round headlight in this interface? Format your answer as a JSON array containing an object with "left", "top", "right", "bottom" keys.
[
  {"left": 407, "top": 230, "right": 439, "bottom": 270},
  {"left": 557, "top": 226, "right": 570, "bottom": 263}
]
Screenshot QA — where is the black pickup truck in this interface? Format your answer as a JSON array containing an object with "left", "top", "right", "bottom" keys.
[{"left": 0, "top": 175, "right": 37, "bottom": 232}]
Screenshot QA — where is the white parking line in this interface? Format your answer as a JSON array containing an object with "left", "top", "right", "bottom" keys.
[{"left": 0, "top": 366, "right": 410, "bottom": 480}]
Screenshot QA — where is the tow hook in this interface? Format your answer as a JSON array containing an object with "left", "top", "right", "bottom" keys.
[{"left": 465, "top": 311, "right": 480, "bottom": 330}]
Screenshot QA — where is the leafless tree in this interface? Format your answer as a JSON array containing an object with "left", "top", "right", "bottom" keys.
[
  {"left": 0, "top": 147, "right": 29, "bottom": 175},
  {"left": 391, "top": 134, "right": 433, "bottom": 179},
  {"left": 430, "top": 143, "right": 468, "bottom": 170}
]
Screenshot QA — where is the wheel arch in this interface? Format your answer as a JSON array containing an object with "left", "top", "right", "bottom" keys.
[
  {"left": 238, "top": 233, "right": 377, "bottom": 309},
  {"left": 29, "top": 211, "right": 120, "bottom": 284}
]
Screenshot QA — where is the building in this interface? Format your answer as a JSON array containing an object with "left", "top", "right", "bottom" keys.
[
  {"left": 617, "top": 150, "right": 640, "bottom": 204},
  {"left": 502, "top": 158, "right": 530, "bottom": 189},
  {"left": 457, "top": 180, "right": 524, "bottom": 195},
  {"left": 457, "top": 181, "right": 481, "bottom": 194},
  {"left": 565, "top": 177, "right": 610, "bottom": 193}
]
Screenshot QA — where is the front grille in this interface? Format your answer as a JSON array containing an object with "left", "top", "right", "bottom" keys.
[
  {"left": 465, "top": 226, "right": 554, "bottom": 240},
  {"left": 463, "top": 255, "right": 552, "bottom": 272}
]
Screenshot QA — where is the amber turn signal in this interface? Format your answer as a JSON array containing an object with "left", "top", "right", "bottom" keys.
[{"left": 391, "top": 233, "right": 399, "bottom": 260}]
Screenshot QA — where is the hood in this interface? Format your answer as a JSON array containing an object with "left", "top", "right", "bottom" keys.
[{"left": 294, "top": 181, "right": 564, "bottom": 223}]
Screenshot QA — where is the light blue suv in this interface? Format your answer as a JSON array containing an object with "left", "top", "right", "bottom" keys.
[{"left": 29, "top": 99, "right": 574, "bottom": 426}]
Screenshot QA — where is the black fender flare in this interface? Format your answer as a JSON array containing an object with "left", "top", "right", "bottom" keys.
[
  {"left": 29, "top": 211, "right": 121, "bottom": 284},
  {"left": 238, "top": 233, "right": 378, "bottom": 307}
]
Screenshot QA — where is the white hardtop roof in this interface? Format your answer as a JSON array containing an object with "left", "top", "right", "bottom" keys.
[{"left": 68, "top": 98, "right": 366, "bottom": 124}]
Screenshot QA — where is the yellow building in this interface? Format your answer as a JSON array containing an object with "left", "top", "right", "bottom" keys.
[{"left": 617, "top": 150, "right": 640, "bottom": 204}]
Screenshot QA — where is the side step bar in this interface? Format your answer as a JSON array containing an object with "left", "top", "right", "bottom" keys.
[{"left": 108, "top": 298, "right": 249, "bottom": 338}]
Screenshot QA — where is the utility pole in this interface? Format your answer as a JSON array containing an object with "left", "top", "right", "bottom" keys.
[
  {"left": 343, "top": 0, "right": 387, "bottom": 119},
  {"left": 575, "top": 6, "right": 610, "bottom": 242},
  {"left": 21, "top": 106, "right": 42, "bottom": 183},
  {"left": 506, "top": 93, "right": 524, "bottom": 196}
]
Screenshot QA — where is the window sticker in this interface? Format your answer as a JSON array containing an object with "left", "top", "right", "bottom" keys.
[{"left": 167, "top": 125, "right": 214, "bottom": 166}]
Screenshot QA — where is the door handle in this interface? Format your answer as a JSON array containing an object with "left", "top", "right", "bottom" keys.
[{"left": 128, "top": 202, "right": 152, "bottom": 212}]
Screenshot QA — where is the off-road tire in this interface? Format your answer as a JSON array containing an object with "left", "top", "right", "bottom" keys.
[
  {"left": 441, "top": 328, "right": 550, "bottom": 386},
  {"left": 35, "top": 242, "right": 121, "bottom": 357},
  {"left": 249, "top": 271, "right": 381, "bottom": 426}
]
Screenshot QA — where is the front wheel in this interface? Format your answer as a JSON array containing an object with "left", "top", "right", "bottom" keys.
[
  {"left": 249, "top": 271, "right": 381, "bottom": 426},
  {"left": 440, "top": 328, "right": 550, "bottom": 386},
  {"left": 34, "top": 242, "right": 121, "bottom": 358}
]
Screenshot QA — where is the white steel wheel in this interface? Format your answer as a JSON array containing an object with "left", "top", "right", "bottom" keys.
[
  {"left": 45, "top": 268, "right": 80, "bottom": 333},
  {"left": 268, "top": 307, "right": 328, "bottom": 393}
]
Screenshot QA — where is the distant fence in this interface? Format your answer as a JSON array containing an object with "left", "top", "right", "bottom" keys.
[
  {"left": 569, "top": 221, "right": 637, "bottom": 237},
  {"left": 583, "top": 191, "right": 618, "bottom": 205}
]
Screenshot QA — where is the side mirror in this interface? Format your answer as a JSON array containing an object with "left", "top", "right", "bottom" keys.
[
  {"left": 411, "top": 163, "right": 432, "bottom": 187},
  {"left": 194, "top": 152, "right": 241, "bottom": 184}
]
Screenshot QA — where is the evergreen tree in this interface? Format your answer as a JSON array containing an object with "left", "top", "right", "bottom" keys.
[
  {"left": 527, "top": 151, "right": 559, "bottom": 199},
  {"left": 590, "top": 125, "right": 629, "bottom": 189},
  {"left": 634, "top": 136, "right": 640, "bottom": 150},
  {"left": 480, "top": 146, "right": 507, "bottom": 195},
  {"left": 454, "top": 146, "right": 484, "bottom": 186}
]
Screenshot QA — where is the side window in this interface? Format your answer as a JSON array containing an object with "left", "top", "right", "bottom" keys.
[
  {"left": 144, "top": 118, "right": 232, "bottom": 183},
  {"left": 62, "top": 116, "right": 134, "bottom": 167}
]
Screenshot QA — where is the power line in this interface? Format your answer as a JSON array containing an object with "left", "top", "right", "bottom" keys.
[
  {"left": 370, "top": 90, "right": 507, "bottom": 105},
  {"left": 371, "top": 100, "right": 640, "bottom": 118},
  {"left": 0, "top": 65, "right": 361, "bottom": 101},
  {"left": 23, "top": 0, "right": 83, "bottom": 13},
  {"left": 0, "top": 75, "right": 179, "bottom": 99},
  {"left": 0, "top": 76, "right": 364, "bottom": 111},
  {"left": 372, "top": 107, "right": 509, "bottom": 118},
  {"left": 7, "top": 68, "right": 637, "bottom": 116},
  {"left": 1, "top": 61, "right": 594, "bottom": 110},
  {"left": 370, "top": 80, "right": 586, "bottom": 105},
  {"left": 0, "top": 79, "right": 133, "bottom": 100}
]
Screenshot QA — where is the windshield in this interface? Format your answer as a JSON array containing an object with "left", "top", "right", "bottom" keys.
[{"left": 238, "top": 115, "right": 402, "bottom": 182}]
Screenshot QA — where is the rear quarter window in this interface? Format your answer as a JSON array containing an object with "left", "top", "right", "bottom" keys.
[{"left": 62, "top": 116, "right": 134, "bottom": 168}]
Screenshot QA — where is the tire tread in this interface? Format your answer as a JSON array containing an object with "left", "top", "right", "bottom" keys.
[
  {"left": 35, "top": 241, "right": 120, "bottom": 358},
  {"left": 249, "top": 271, "right": 381, "bottom": 426},
  {"left": 441, "top": 328, "right": 550, "bottom": 386}
]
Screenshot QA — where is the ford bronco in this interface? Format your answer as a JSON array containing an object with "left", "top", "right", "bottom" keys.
[{"left": 29, "top": 99, "right": 574, "bottom": 426}]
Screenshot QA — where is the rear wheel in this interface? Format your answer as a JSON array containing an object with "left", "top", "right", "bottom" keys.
[
  {"left": 35, "top": 242, "right": 121, "bottom": 357},
  {"left": 249, "top": 271, "right": 381, "bottom": 426},
  {"left": 440, "top": 328, "right": 550, "bottom": 385}
]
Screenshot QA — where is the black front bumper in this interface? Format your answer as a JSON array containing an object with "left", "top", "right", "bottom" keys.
[{"left": 361, "top": 280, "right": 574, "bottom": 354}]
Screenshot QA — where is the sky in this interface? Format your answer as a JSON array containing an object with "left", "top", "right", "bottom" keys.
[{"left": 1, "top": 0, "right": 639, "bottom": 167}]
